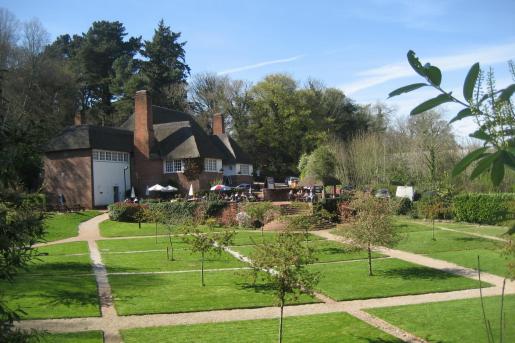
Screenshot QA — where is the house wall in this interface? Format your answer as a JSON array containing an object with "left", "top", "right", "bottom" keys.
[
  {"left": 133, "top": 158, "right": 164, "bottom": 197},
  {"left": 92, "top": 154, "right": 130, "bottom": 206},
  {"left": 166, "top": 171, "right": 223, "bottom": 194},
  {"left": 43, "top": 150, "right": 93, "bottom": 208}
]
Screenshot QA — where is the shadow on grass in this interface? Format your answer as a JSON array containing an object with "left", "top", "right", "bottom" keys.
[
  {"left": 318, "top": 246, "right": 356, "bottom": 255},
  {"left": 381, "top": 266, "right": 458, "bottom": 281},
  {"left": 21, "top": 261, "right": 93, "bottom": 275},
  {"left": 358, "top": 337, "right": 403, "bottom": 343}
]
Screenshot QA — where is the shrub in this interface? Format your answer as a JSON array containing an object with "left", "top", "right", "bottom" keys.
[
  {"left": 395, "top": 197, "right": 413, "bottom": 215},
  {"left": 108, "top": 203, "right": 148, "bottom": 222},
  {"left": 236, "top": 211, "right": 251, "bottom": 228},
  {"left": 205, "top": 200, "right": 227, "bottom": 217},
  {"left": 452, "top": 193, "right": 515, "bottom": 224},
  {"left": 148, "top": 201, "right": 198, "bottom": 225},
  {"left": 243, "top": 202, "right": 278, "bottom": 227},
  {"left": 415, "top": 194, "right": 452, "bottom": 220},
  {"left": 218, "top": 205, "right": 238, "bottom": 227}
]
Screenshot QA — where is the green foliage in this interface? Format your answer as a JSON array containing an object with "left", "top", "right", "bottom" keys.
[
  {"left": 452, "top": 193, "right": 515, "bottom": 224},
  {"left": 233, "top": 74, "right": 375, "bottom": 178},
  {"left": 182, "top": 227, "right": 235, "bottom": 286},
  {"left": 141, "top": 19, "right": 190, "bottom": 110},
  {"left": 348, "top": 193, "right": 398, "bottom": 275},
  {"left": 107, "top": 203, "right": 147, "bottom": 222},
  {"left": 242, "top": 202, "right": 278, "bottom": 227},
  {"left": 395, "top": 198, "right": 413, "bottom": 215},
  {"left": 0, "top": 189, "right": 45, "bottom": 341},
  {"left": 249, "top": 231, "right": 319, "bottom": 342},
  {"left": 148, "top": 202, "right": 197, "bottom": 225},
  {"left": 298, "top": 145, "right": 338, "bottom": 187},
  {"left": 183, "top": 158, "right": 203, "bottom": 181},
  {"left": 390, "top": 51, "right": 515, "bottom": 186}
]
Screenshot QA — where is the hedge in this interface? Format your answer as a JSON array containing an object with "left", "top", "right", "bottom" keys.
[
  {"left": 452, "top": 193, "right": 515, "bottom": 224},
  {"left": 108, "top": 200, "right": 228, "bottom": 225}
]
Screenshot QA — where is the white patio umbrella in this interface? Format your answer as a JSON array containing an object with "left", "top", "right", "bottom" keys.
[
  {"left": 162, "top": 185, "right": 178, "bottom": 192},
  {"left": 130, "top": 186, "right": 136, "bottom": 198},
  {"left": 188, "top": 184, "right": 194, "bottom": 197},
  {"left": 145, "top": 185, "right": 149, "bottom": 196},
  {"left": 148, "top": 184, "right": 165, "bottom": 191}
]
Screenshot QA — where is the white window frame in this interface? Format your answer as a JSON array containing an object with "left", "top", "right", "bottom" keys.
[
  {"left": 204, "top": 158, "right": 218, "bottom": 172},
  {"left": 93, "top": 150, "right": 129, "bottom": 163},
  {"left": 240, "top": 164, "right": 250, "bottom": 175},
  {"left": 164, "top": 159, "right": 184, "bottom": 173}
]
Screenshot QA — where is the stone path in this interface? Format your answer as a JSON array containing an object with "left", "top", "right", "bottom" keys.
[{"left": 17, "top": 214, "right": 515, "bottom": 343}]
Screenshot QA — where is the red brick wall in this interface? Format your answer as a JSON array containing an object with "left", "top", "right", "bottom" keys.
[
  {"left": 166, "top": 171, "right": 223, "bottom": 194},
  {"left": 133, "top": 158, "right": 163, "bottom": 197},
  {"left": 43, "top": 150, "right": 93, "bottom": 208},
  {"left": 212, "top": 113, "right": 224, "bottom": 135}
]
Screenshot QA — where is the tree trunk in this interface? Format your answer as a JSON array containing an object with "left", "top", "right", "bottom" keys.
[
  {"left": 368, "top": 243, "right": 373, "bottom": 276},
  {"left": 278, "top": 298, "right": 284, "bottom": 343},
  {"left": 261, "top": 225, "right": 264, "bottom": 238},
  {"left": 432, "top": 219, "right": 436, "bottom": 241},
  {"left": 155, "top": 222, "right": 158, "bottom": 243},
  {"left": 201, "top": 251, "right": 205, "bottom": 286},
  {"left": 168, "top": 233, "right": 177, "bottom": 261},
  {"left": 138, "top": 220, "right": 141, "bottom": 229}
]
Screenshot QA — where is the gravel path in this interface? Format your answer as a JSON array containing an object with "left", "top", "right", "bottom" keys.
[{"left": 17, "top": 215, "right": 515, "bottom": 343}]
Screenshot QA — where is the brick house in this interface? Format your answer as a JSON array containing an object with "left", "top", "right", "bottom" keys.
[{"left": 43, "top": 90, "right": 253, "bottom": 208}]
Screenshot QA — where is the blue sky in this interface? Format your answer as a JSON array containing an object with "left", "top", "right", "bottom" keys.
[{"left": 2, "top": 0, "right": 515, "bottom": 138}]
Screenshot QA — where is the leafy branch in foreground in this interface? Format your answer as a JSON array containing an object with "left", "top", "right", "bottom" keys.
[{"left": 389, "top": 51, "right": 515, "bottom": 187}]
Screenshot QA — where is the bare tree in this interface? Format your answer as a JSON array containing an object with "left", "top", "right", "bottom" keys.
[{"left": 0, "top": 8, "right": 19, "bottom": 69}]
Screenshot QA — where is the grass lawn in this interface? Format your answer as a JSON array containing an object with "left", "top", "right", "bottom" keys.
[
  {"left": 368, "top": 295, "right": 515, "bottom": 343},
  {"left": 230, "top": 230, "right": 322, "bottom": 246},
  {"left": 0, "top": 274, "right": 100, "bottom": 319},
  {"left": 99, "top": 220, "right": 223, "bottom": 237},
  {"left": 23, "top": 242, "right": 92, "bottom": 276},
  {"left": 102, "top": 247, "right": 246, "bottom": 273},
  {"left": 0, "top": 242, "right": 100, "bottom": 320},
  {"left": 232, "top": 239, "right": 383, "bottom": 264},
  {"left": 392, "top": 218, "right": 434, "bottom": 233},
  {"left": 309, "top": 258, "right": 487, "bottom": 301},
  {"left": 435, "top": 221, "right": 511, "bottom": 238},
  {"left": 39, "top": 331, "right": 104, "bottom": 343},
  {"left": 44, "top": 211, "right": 100, "bottom": 241},
  {"left": 99, "top": 237, "right": 246, "bottom": 273},
  {"left": 428, "top": 249, "right": 511, "bottom": 277},
  {"left": 99, "top": 220, "right": 171, "bottom": 237},
  {"left": 109, "top": 270, "right": 317, "bottom": 315},
  {"left": 394, "top": 229, "right": 501, "bottom": 254},
  {"left": 98, "top": 235, "right": 189, "bottom": 252},
  {"left": 121, "top": 312, "right": 401, "bottom": 342}
]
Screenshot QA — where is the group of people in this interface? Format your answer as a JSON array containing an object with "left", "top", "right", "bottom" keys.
[
  {"left": 202, "top": 191, "right": 257, "bottom": 202},
  {"left": 288, "top": 188, "right": 318, "bottom": 202}
]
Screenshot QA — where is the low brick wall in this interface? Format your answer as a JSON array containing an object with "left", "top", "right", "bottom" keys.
[{"left": 263, "top": 188, "right": 290, "bottom": 201}]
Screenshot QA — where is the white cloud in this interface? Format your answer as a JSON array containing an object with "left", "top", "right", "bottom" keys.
[
  {"left": 340, "top": 42, "right": 515, "bottom": 95},
  {"left": 217, "top": 55, "right": 304, "bottom": 75}
]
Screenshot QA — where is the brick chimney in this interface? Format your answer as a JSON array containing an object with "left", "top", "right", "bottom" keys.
[
  {"left": 74, "top": 111, "right": 84, "bottom": 126},
  {"left": 134, "top": 90, "right": 153, "bottom": 158},
  {"left": 212, "top": 113, "right": 224, "bottom": 135}
]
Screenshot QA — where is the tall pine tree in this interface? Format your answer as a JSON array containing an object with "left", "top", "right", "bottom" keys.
[{"left": 141, "top": 20, "right": 190, "bottom": 110}]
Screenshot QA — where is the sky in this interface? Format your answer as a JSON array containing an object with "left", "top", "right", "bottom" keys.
[{"left": 2, "top": 0, "right": 515, "bottom": 139}]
